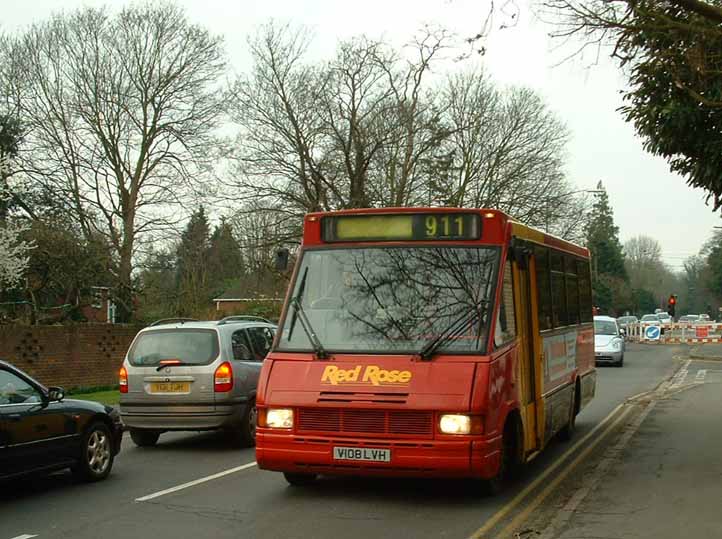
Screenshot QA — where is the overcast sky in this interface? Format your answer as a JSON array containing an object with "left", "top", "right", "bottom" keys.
[{"left": 4, "top": 0, "right": 721, "bottom": 271}]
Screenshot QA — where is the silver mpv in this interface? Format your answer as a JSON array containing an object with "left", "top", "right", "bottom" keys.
[{"left": 119, "top": 317, "right": 276, "bottom": 447}]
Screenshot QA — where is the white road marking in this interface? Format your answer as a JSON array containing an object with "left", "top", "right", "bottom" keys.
[
  {"left": 669, "top": 360, "right": 690, "bottom": 389},
  {"left": 696, "top": 369, "right": 707, "bottom": 382},
  {"left": 135, "top": 461, "right": 257, "bottom": 502},
  {"left": 11, "top": 534, "right": 38, "bottom": 539}
]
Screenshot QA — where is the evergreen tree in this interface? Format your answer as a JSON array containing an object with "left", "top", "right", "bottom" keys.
[
  {"left": 585, "top": 184, "right": 628, "bottom": 313},
  {"left": 207, "top": 218, "right": 245, "bottom": 297},
  {"left": 705, "top": 231, "right": 722, "bottom": 298},
  {"left": 176, "top": 206, "right": 211, "bottom": 315},
  {"left": 135, "top": 248, "right": 177, "bottom": 322},
  {"left": 586, "top": 186, "right": 627, "bottom": 280}
]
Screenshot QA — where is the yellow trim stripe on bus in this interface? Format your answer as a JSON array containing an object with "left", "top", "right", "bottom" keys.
[{"left": 511, "top": 222, "right": 545, "bottom": 244}]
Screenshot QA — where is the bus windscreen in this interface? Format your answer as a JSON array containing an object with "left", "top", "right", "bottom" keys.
[{"left": 277, "top": 246, "right": 499, "bottom": 354}]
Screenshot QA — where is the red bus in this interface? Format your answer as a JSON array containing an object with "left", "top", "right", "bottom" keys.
[{"left": 256, "top": 208, "right": 596, "bottom": 489}]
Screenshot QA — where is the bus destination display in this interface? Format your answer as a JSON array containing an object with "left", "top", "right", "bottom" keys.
[{"left": 322, "top": 213, "right": 481, "bottom": 242}]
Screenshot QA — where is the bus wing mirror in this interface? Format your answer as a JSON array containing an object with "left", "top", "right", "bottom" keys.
[
  {"left": 510, "top": 245, "right": 530, "bottom": 270},
  {"left": 275, "top": 248, "right": 290, "bottom": 271}
]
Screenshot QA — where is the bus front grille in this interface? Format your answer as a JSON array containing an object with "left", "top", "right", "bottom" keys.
[{"left": 297, "top": 408, "right": 433, "bottom": 437}]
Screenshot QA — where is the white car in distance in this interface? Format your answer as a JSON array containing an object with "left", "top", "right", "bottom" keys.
[
  {"left": 594, "top": 316, "right": 625, "bottom": 367},
  {"left": 640, "top": 314, "right": 662, "bottom": 325}
]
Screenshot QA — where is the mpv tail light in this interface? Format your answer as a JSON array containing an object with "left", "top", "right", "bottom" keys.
[
  {"left": 214, "top": 362, "right": 233, "bottom": 392},
  {"left": 119, "top": 366, "right": 128, "bottom": 393}
]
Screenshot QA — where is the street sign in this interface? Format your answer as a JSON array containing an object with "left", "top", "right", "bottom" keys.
[
  {"left": 644, "top": 325, "right": 661, "bottom": 341},
  {"left": 696, "top": 326, "right": 709, "bottom": 339}
]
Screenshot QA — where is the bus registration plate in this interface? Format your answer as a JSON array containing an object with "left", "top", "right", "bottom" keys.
[{"left": 333, "top": 446, "right": 391, "bottom": 463}]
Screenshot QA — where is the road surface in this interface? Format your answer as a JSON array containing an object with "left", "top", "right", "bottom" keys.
[{"left": 0, "top": 344, "right": 681, "bottom": 539}]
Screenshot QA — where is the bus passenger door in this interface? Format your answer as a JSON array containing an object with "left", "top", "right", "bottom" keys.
[{"left": 512, "top": 251, "right": 541, "bottom": 456}]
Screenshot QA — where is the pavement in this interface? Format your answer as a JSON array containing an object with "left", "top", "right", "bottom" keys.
[
  {"left": 550, "top": 357, "right": 722, "bottom": 539},
  {"left": 690, "top": 342, "right": 722, "bottom": 360},
  {"left": 0, "top": 344, "right": 682, "bottom": 539}
]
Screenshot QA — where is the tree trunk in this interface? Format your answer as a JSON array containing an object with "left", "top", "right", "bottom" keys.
[{"left": 115, "top": 228, "right": 135, "bottom": 322}]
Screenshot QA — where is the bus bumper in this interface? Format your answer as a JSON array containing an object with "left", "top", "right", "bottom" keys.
[{"left": 256, "top": 431, "right": 502, "bottom": 479}]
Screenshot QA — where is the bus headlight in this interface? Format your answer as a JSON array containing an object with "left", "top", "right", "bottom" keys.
[
  {"left": 439, "top": 414, "right": 471, "bottom": 435},
  {"left": 265, "top": 408, "right": 294, "bottom": 429}
]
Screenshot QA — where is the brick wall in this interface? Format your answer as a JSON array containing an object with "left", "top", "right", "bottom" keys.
[{"left": 0, "top": 324, "right": 144, "bottom": 390}]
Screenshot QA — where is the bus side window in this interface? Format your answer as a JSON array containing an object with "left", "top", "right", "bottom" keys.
[
  {"left": 551, "top": 251, "right": 567, "bottom": 327},
  {"left": 566, "top": 256, "right": 580, "bottom": 325},
  {"left": 535, "top": 246, "right": 552, "bottom": 330},
  {"left": 495, "top": 261, "right": 517, "bottom": 348},
  {"left": 577, "top": 260, "right": 593, "bottom": 322}
]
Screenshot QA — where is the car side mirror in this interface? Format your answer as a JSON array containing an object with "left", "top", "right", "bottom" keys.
[
  {"left": 619, "top": 328, "right": 626, "bottom": 336},
  {"left": 48, "top": 386, "right": 65, "bottom": 402},
  {"left": 275, "top": 248, "right": 290, "bottom": 271}
]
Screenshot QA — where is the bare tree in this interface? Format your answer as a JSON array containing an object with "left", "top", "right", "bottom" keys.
[
  {"left": 439, "top": 71, "right": 575, "bottom": 233},
  {"left": 228, "top": 23, "right": 580, "bottom": 242},
  {"left": 228, "top": 24, "right": 455, "bottom": 215},
  {"left": 625, "top": 235, "right": 663, "bottom": 266},
  {"left": 228, "top": 22, "right": 329, "bottom": 217},
  {"left": 368, "top": 27, "right": 456, "bottom": 207},
  {"left": 2, "top": 3, "right": 226, "bottom": 320},
  {"left": 231, "top": 201, "right": 295, "bottom": 297},
  {"left": 623, "top": 234, "right": 681, "bottom": 305}
]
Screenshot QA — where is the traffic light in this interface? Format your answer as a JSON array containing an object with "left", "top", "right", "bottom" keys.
[{"left": 667, "top": 294, "right": 677, "bottom": 317}]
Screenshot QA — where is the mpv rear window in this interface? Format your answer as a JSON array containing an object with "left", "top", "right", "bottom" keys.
[{"left": 128, "top": 329, "right": 219, "bottom": 367}]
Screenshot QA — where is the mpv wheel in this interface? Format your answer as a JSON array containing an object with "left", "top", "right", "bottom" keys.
[
  {"left": 130, "top": 429, "right": 160, "bottom": 447},
  {"left": 233, "top": 400, "right": 256, "bottom": 447},
  {"left": 72, "top": 422, "right": 114, "bottom": 482}
]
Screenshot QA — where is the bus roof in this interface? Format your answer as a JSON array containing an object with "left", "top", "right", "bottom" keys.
[
  {"left": 302, "top": 207, "right": 589, "bottom": 258},
  {"left": 510, "top": 220, "right": 589, "bottom": 258}
]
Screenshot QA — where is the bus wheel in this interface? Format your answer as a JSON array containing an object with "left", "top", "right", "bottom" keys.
[
  {"left": 484, "top": 419, "right": 521, "bottom": 495},
  {"left": 559, "top": 386, "right": 579, "bottom": 442},
  {"left": 283, "top": 472, "right": 318, "bottom": 486}
]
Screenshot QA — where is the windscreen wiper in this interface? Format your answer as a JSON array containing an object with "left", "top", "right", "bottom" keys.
[
  {"left": 418, "top": 300, "right": 490, "bottom": 361},
  {"left": 155, "top": 359, "right": 190, "bottom": 371},
  {"left": 287, "top": 267, "right": 329, "bottom": 359},
  {"left": 287, "top": 267, "right": 308, "bottom": 342}
]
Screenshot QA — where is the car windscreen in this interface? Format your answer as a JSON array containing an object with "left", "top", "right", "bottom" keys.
[
  {"left": 128, "top": 329, "right": 220, "bottom": 366},
  {"left": 594, "top": 320, "right": 618, "bottom": 335},
  {"left": 277, "top": 246, "right": 499, "bottom": 354},
  {"left": 641, "top": 315, "right": 659, "bottom": 321}
]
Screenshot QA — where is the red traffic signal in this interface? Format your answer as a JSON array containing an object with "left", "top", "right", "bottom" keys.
[{"left": 668, "top": 295, "right": 676, "bottom": 305}]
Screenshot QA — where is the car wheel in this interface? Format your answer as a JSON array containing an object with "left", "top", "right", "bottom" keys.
[
  {"left": 283, "top": 472, "right": 317, "bottom": 486},
  {"left": 233, "top": 400, "right": 257, "bottom": 448},
  {"left": 130, "top": 428, "right": 160, "bottom": 447},
  {"left": 72, "top": 422, "right": 114, "bottom": 482}
]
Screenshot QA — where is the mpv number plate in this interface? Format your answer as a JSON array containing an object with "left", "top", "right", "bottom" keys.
[
  {"left": 333, "top": 446, "right": 391, "bottom": 463},
  {"left": 150, "top": 382, "right": 190, "bottom": 393}
]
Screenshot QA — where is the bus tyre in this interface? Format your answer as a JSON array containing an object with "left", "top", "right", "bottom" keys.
[
  {"left": 484, "top": 420, "right": 521, "bottom": 495},
  {"left": 130, "top": 429, "right": 160, "bottom": 447},
  {"left": 559, "top": 389, "right": 578, "bottom": 442},
  {"left": 283, "top": 472, "right": 318, "bottom": 486}
]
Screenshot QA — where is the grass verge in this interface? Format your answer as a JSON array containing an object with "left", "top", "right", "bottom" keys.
[{"left": 70, "top": 389, "right": 120, "bottom": 407}]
